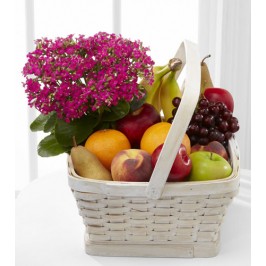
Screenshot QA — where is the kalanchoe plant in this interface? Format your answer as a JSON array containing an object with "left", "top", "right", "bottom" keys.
[{"left": 23, "top": 32, "right": 154, "bottom": 157}]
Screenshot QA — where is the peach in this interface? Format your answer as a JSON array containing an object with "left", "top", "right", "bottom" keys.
[
  {"left": 111, "top": 149, "right": 153, "bottom": 182},
  {"left": 191, "top": 140, "right": 229, "bottom": 160}
]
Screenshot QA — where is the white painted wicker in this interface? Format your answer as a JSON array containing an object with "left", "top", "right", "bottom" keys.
[{"left": 68, "top": 40, "right": 240, "bottom": 258}]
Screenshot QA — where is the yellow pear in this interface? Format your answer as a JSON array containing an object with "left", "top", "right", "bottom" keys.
[
  {"left": 200, "top": 55, "right": 213, "bottom": 94},
  {"left": 71, "top": 145, "right": 112, "bottom": 181}
]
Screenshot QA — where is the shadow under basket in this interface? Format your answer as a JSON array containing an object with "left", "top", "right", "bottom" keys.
[{"left": 67, "top": 40, "right": 240, "bottom": 258}]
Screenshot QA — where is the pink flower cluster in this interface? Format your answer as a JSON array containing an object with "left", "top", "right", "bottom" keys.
[{"left": 23, "top": 32, "right": 154, "bottom": 122}]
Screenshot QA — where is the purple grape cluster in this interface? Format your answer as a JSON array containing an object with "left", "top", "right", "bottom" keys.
[{"left": 168, "top": 97, "right": 240, "bottom": 147}]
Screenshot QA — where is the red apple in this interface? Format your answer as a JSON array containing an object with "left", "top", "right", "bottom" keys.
[
  {"left": 191, "top": 140, "right": 229, "bottom": 161},
  {"left": 204, "top": 88, "right": 234, "bottom": 112},
  {"left": 111, "top": 149, "right": 153, "bottom": 182},
  {"left": 151, "top": 144, "right": 192, "bottom": 182},
  {"left": 116, "top": 103, "right": 161, "bottom": 148}
]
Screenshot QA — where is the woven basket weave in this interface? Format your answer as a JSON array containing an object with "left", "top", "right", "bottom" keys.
[{"left": 68, "top": 40, "right": 240, "bottom": 258}]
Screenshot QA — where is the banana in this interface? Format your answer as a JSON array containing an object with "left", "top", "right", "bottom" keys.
[
  {"left": 160, "top": 58, "right": 182, "bottom": 121},
  {"left": 140, "top": 64, "right": 172, "bottom": 112},
  {"left": 153, "top": 65, "right": 166, "bottom": 73}
]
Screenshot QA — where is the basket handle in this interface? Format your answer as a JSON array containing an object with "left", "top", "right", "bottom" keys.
[{"left": 146, "top": 40, "right": 201, "bottom": 199}]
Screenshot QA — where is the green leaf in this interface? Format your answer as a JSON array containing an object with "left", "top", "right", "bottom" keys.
[
  {"left": 38, "top": 134, "right": 69, "bottom": 157},
  {"left": 30, "top": 113, "right": 55, "bottom": 132},
  {"left": 129, "top": 93, "right": 147, "bottom": 112},
  {"left": 44, "top": 112, "right": 57, "bottom": 133},
  {"left": 55, "top": 115, "right": 99, "bottom": 147},
  {"left": 94, "top": 121, "right": 114, "bottom": 131},
  {"left": 102, "top": 100, "right": 130, "bottom": 121}
]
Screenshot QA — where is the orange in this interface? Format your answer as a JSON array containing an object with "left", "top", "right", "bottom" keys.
[
  {"left": 140, "top": 122, "right": 191, "bottom": 155},
  {"left": 182, "top": 133, "right": 191, "bottom": 154},
  {"left": 84, "top": 129, "right": 131, "bottom": 170},
  {"left": 140, "top": 122, "right": 171, "bottom": 154}
]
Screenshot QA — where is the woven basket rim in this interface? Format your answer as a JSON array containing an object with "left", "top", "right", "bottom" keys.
[
  {"left": 68, "top": 138, "right": 240, "bottom": 198},
  {"left": 68, "top": 170, "right": 239, "bottom": 197}
]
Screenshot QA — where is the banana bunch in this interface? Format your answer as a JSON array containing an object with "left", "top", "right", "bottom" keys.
[
  {"left": 140, "top": 58, "right": 182, "bottom": 121},
  {"left": 140, "top": 64, "right": 171, "bottom": 112},
  {"left": 160, "top": 58, "right": 183, "bottom": 121}
]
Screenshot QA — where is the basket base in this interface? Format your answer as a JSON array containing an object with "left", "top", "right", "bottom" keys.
[{"left": 84, "top": 233, "right": 220, "bottom": 258}]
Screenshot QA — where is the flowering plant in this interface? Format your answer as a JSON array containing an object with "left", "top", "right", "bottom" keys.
[{"left": 23, "top": 32, "right": 154, "bottom": 157}]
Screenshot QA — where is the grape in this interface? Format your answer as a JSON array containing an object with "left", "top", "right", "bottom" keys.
[
  {"left": 225, "top": 131, "right": 232, "bottom": 140},
  {"left": 198, "top": 108, "right": 209, "bottom": 116},
  {"left": 198, "top": 98, "right": 209, "bottom": 108},
  {"left": 222, "top": 110, "right": 232, "bottom": 120},
  {"left": 199, "top": 127, "right": 208, "bottom": 137},
  {"left": 202, "top": 115, "right": 215, "bottom": 127},
  {"left": 189, "top": 135, "right": 198, "bottom": 145},
  {"left": 198, "top": 137, "right": 209, "bottom": 145},
  {"left": 186, "top": 95, "right": 240, "bottom": 148},
  {"left": 222, "top": 141, "right": 228, "bottom": 147},
  {"left": 192, "top": 113, "right": 203, "bottom": 123},
  {"left": 217, "top": 132, "right": 225, "bottom": 142},
  {"left": 215, "top": 116, "right": 223, "bottom": 124},
  {"left": 167, "top": 117, "right": 174, "bottom": 123},
  {"left": 215, "top": 102, "right": 226, "bottom": 113},
  {"left": 230, "top": 122, "right": 240, "bottom": 133},
  {"left": 187, "top": 124, "right": 200, "bottom": 135},
  {"left": 209, "top": 130, "right": 220, "bottom": 141},
  {"left": 172, "top": 108, "right": 178, "bottom": 116},
  {"left": 230, "top": 116, "right": 239, "bottom": 124},
  {"left": 209, "top": 105, "right": 219, "bottom": 115},
  {"left": 172, "top": 97, "right": 181, "bottom": 108},
  {"left": 208, "top": 127, "right": 215, "bottom": 134},
  {"left": 218, "top": 121, "right": 229, "bottom": 133}
]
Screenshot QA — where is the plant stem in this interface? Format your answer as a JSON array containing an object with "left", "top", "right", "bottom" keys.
[
  {"left": 201, "top": 54, "right": 211, "bottom": 66},
  {"left": 72, "top": 136, "right": 77, "bottom": 147}
]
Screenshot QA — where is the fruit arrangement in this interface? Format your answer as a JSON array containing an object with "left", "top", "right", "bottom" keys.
[
  {"left": 23, "top": 32, "right": 239, "bottom": 183},
  {"left": 68, "top": 52, "right": 237, "bottom": 183}
]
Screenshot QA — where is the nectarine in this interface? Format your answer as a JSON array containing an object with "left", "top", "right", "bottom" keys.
[
  {"left": 111, "top": 149, "right": 153, "bottom": 182},
  {"left": 190, "top": 141, "right": 229, "bottom": 160}
]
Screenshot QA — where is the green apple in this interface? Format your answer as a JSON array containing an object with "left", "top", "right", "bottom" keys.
[{"left": 189, "top": 151, "right": 232, "bottom": 181}]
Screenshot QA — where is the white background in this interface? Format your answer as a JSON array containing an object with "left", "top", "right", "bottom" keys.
[{"left": 2, "top": 0, "right": 262, "bottom": 264}]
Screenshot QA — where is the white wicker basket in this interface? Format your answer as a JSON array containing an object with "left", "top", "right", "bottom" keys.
[{"left": 68, "top": 40, "right": 240, "bottom": 258}]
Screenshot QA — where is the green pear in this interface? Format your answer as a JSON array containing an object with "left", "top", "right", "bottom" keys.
[
  {"left": 200, "top": 55, "right": 213, "bottom": 94},
  {"left": 71, "top": 145, "right": 112, "bottom": 181}
]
